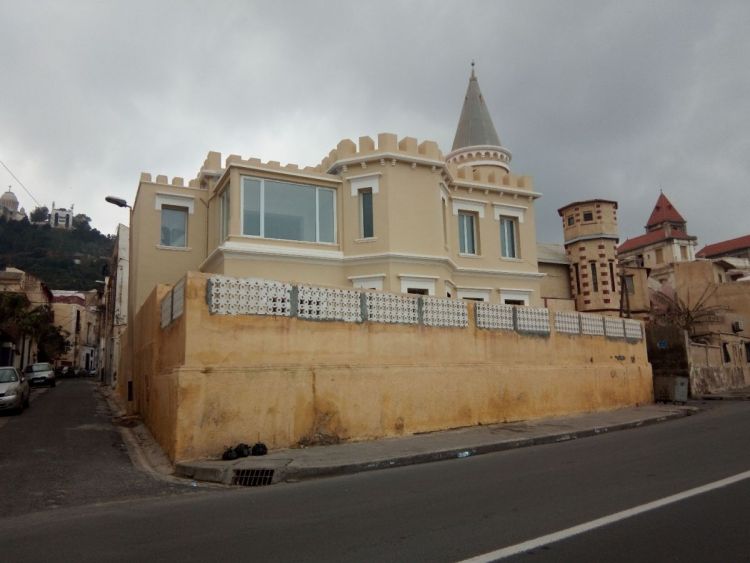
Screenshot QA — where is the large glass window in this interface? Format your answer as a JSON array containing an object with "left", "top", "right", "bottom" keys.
[
  {"left": 160, "top": 206, "right": 187, "bottom": 247},
  {"left": 242, "top": 177, "right": 335, "bottom": 243},
  {"left": 500, "top": 216, "right": 518, "bottom": 258},
  {"left": 458, "top": 212, "right": 477, "bottom": 255}
]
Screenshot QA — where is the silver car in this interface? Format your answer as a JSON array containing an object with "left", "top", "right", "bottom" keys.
[
  {"left": 23, "top": 362, "right": 56, "bottom": 387},
  {"left": 0, "top": 367, "right": 30, "bottom": 413}
]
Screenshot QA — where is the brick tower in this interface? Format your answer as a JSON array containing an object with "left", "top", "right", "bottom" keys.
[{"left": 557, "top": 199, "right": 621, "bottom": 315}]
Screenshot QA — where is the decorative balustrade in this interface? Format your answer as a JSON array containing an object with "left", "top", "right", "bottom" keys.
[{"left": 198, "top": 275, "right": 644, "bottom": 341}]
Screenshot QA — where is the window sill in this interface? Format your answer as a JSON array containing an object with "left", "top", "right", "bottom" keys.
[
  {"left": 156, "top": 245, "right": 191, "bottom": 252},
  {"left": 355, "top": 237, "right": 378, "bottom": 243},
  {"left": 235, "top": 234, "right": 338, "bottom": 247},
  {"left": 499, "top": 256, "right": 523, "bottom": 262},
  {"left": 458, "top": 253, "right": 481, "bottom": 258}
]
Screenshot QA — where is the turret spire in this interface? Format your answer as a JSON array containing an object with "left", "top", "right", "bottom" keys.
[
  {"left": 447, "top": 64, "right": 512, "bottom": 172},
  {"left": 451, "top": 63, "right": 502, "bottom": 151}
]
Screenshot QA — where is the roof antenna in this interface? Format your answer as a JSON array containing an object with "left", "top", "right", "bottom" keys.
[{"left": 470, "top": 60, "right": 476, "bottom": 78}]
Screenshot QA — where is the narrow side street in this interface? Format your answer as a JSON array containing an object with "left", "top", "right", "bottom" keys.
[{"left": 0, "top": 379, "right": 193, "bottom": 518}]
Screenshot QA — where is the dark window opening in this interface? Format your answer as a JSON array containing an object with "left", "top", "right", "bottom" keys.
[
  {"left": 590, "top": 261, "right": 599, "bottom": 292},
  {"left": 583, "top": 211, "right": 594, "bottom": 222},
  {"left": 722, "top": 343, "right": 731, "bottom": 363},
  {"left": 573, "top": 263, "right": 581, "bottom": 295},
  {"left": 609, "top": 262, "right": 616, "bottom": 290},
  {"left": 407, "top": 288, "right": 428, "bottom": 295},
  {"left": 504, "top": 299, "right": 525, "bottom": 306},
  {"left": 567, "top": 215, "right": 574, "bottom": 226}
]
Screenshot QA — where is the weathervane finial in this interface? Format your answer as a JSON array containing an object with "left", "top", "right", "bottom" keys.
[{"left": 470, "top": 60, "right": 475, "bottom": 78}]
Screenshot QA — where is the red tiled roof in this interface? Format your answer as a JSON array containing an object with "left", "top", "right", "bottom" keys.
[
  {"left": 696, "top": 234, "right": 750, "bottom": 258},
  {"left": 617, "top": 227, "right": 693, "bottom": 254},
  {"left": 645, "top": 193, "right": 686, "bottom": 228}
]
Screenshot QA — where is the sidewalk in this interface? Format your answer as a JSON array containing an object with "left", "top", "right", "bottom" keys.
[
  {"left": 698, "top": 385, "right": 750, "bottom": 401},
  {"left": 175, "top": 403, "right": 698, "bottom": 486}
]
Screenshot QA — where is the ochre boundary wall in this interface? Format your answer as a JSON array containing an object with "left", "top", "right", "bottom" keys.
[{"left": 125, "top": 272, "right": 653, "bottom": 462}]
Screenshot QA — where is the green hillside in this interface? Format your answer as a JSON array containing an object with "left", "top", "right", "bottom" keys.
[{"left": 0, "top": 215, "right": 113, "bottom": 290}]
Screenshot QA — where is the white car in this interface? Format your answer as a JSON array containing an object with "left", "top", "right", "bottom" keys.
[
  {"left": 0, "top": 367, "right": 31, "bottom": 413},
  {"left": 23, "top": 362, "right": 56, "bottom": 387}
]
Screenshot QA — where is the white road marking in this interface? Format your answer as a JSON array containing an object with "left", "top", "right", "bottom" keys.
[{"left": 459, "top": 469, "right": 750, "bottom": 562}]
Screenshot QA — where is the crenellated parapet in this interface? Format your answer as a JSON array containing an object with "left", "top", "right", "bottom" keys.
[
  {"left": 442, "top": 161, "right": 536, "bottom": 197},
  {"left": 320, "top": 133, "right": 444, "bottom": 173}
]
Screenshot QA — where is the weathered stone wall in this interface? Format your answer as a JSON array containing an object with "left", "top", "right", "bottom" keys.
[{"left": 126, "top": 272, "right": 653, "bottom": 462}]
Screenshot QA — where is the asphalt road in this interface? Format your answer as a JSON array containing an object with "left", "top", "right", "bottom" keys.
[
  {"left": 1, "top": 383, "right": 749, "bottom": 562},
  {"left": 0, "top": 378, "right": 193, "bottom": 518}
]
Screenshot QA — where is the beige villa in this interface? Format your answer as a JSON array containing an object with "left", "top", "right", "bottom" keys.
[
  {"left": 117, "top": 69, "right": 653, "bottom": 462},
  {"left": 128, "top": 68, "right": 544, "bottom": 318}
]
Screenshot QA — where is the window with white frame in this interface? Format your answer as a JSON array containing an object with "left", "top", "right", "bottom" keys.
[
  {"left": 242, "top": 177, "right": 336, "bottom": 243},
  {"left": 219, "top": 188, "right": 230, "bottom": 242},
  {"left": 500, "top": 289, "right": 531, "bottom": 306},
  {"left": 359, "top": 188, "right": 374, "bottom": 238},
  {"left": 500, "top": 216, "right": 518, "bottom": 258},
  {"left": 160, "top": 206, "right": 187, "bottom": 247},
  {"left": 458, "top": 211, "right": 477, "bottom": 255}
]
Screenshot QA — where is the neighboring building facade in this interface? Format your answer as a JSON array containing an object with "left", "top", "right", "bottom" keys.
[
  {"left": 618, "top": 192, "right": 697, "bottom": 283},
  {"left": 697, "top": 234, "right": 750, "bottom": 262},
  {"left": 0, "top": 189, "right": 27, "bottom": 222},
  {"left": 127, "top": 69, "right": 544, "bottom": 320},
  {"left": 557, "top": 199, "right": 622, "bottom": 315},
  {"left": 52, "top": 290, "right": 101, "bottom": 372},
  {"left": 102, "top": 224, "right": 129, "bottom": 386},
  {"left": 0, "top": 267, "right": 52, "bottom": 368}
]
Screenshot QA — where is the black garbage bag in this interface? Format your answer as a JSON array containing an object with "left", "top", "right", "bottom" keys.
[
  {"left": 234, "top": 443, "right": 251, "bottom": 458},
  {"left": 251, "top": 442, "right": 268, "bottom": 456},
  {"left": 222, "top": 446, "right": 238, "bottom": 461}
]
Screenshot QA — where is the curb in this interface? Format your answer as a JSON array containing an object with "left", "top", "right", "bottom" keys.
[{"left": 177, "top": 407, "right": 699, "bottom": 486}]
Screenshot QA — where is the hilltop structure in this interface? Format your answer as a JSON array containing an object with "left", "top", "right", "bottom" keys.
[{"left": 0, "top": 188, "right": 27, "bottom": 222}]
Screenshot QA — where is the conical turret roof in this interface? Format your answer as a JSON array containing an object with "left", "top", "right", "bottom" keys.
[
  {"left": 646, "top": 192, "right": 686, "bottom": 228},
  {"left": 451, "top": 65, "right": 502, "bottom": 151}
]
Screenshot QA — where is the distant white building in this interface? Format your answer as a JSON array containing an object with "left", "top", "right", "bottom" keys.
[{"left": 49, "top": 201, "right": 74, "bottom": 229}]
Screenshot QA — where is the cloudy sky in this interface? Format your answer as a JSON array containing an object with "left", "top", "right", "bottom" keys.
[{"left": 1, "top": 0, "right": 748, "bottom": 247}]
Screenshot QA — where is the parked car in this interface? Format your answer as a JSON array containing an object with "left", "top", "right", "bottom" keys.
[
  {"left": 0, "top": 366, "right": 30, "bottom": 413},
  {"left": 23, "top": 362, "right": 56, "bottom": 387}
]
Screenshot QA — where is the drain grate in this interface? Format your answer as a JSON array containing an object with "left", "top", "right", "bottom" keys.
[{"left": 232, "top": 468, "right": 275, "bottom": 487}]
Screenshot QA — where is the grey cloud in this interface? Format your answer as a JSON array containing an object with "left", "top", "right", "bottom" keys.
[{"left": 0, "top": 0, "right": 748, "bottom": 249}]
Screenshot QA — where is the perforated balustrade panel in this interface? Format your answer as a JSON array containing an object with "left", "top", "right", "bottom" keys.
[
  {"left": 297, "top": 285, "right": 362, "bottom": 323},
  {"left": 365, "top": 291, "right": 419, "bottom": 324},
  {"left": 624, "top": 318, "right": 644, "bottom": 340},
  {"left": 422, "top": 296, "right": 468, "bottom": 328},
  {"left": 580, "top": 313, "right": 605, "bottom": 336},
  {"left": 475, "top": 303, "right": 514, "bottom": 330},
  {"left": 555, "top": 311, "right": 580, "bottom": 335},
  {"left": 207, "top": 276, "right": 292, "bottom": 316},
  {"left": 604, "top": 316, "right": 626, "bottom": 338},
  {"left": 160, "top": 293, "right": 172, "bottom": 329},
  {"left": 172, "top": 278, "right": 185, "bottom": 320},
  {"left": 516, "top": 307, "right": 551, "bottom": 334}
]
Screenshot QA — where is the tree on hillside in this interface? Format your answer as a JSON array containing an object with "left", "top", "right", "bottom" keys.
[
  {"left": 29, "top": 206, "right": 49, "bottom": 222},
  {"left": 72, "top": 213, "right": 92, "bottom": 231}
]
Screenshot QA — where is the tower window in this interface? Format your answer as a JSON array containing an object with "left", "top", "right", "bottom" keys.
[
  {"left": 359, "top": 188, "right": 374, "bottom": 238},
  {"left": 567, "top": 215, "right": 574, "bottom": 226},
  {"left": 499, "top": 216, "right": 518, "bottom": 258},
  {"left": 590, "top": 261, "right": 599, "bottom": 292},
  {"left": 583, "top": 211, "right": 594, "bottom": 222},
  {"left": 458, "top": 211, "right": 477, "bottom": 255}
]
